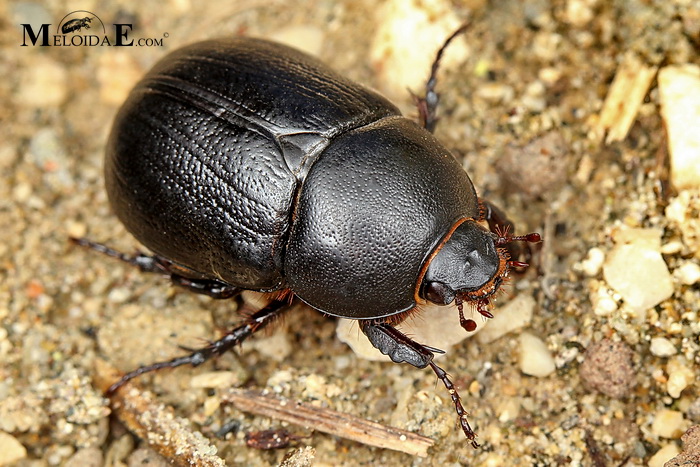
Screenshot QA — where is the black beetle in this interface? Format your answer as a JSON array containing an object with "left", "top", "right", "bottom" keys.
[
  {"left": 62, "top": 16, "right": 92, "bottom": 34},
  {"left": 74, "top": 25, "right": 539, "bottom": 448}
]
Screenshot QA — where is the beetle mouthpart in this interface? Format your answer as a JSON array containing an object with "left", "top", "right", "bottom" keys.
[{"left": 456, "top": 294, "right": 495, "bottom": 332}]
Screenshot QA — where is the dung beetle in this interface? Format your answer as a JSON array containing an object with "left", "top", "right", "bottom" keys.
[{"left": 74, "top": 24, "right": 540, "bottom": 448}]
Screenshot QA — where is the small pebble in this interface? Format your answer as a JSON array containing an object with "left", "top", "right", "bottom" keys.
[
  {"left": 648, "top": 443, "right": 681, "bottom": 467},
  {"left": 66, "top": 447, "right": 103, "bottom": 467},
  {"left": 189, "top": 371, "right": 241, "bottom": 389},
  {"left": 564, "top": 0, "right": 595, "bottom": 27},
  {"left": 579, "top": 339, "right": 636, "bottom": 399},
  {"left": 688, "top": 398, "right": 700, "bottom": 422},
  {"left": 651, "top": 409, "right": 687, "bottom": 439},
  {"left": 477, "top": 294, "right": 535, "bottom": 344},
  {"left": 202, "top": 396, "right": 220, "bottom": 417},
  {"left": 519, "top": 332, "right": 556, "bottom": 377},
  {"left": 591, "top": 285, "right": 618, "bottom": 316},
  {"left": 498, "top": 132, "right": 569, "bottom": 200},
  {"left": 495, "top": 397, "right": 521, "bottom": 423},
  {"left": 650, "top": 337, "right": 677, "bottom": 357},
  {"left": 28, "top": 128, "right": 67, "bottom": 170},
  {"left": 675, "top": 261, "right": 700, "bottom": 285},
  {"left": 580, "top": 247, "right": 605, "bottom": 277},
  {"left": 666, "top": 358, "right": 694, "bottom": 398},
  {"left": 664, "top": 425, "right": 700, "bottom": 467},
  {"left": 603, "top": 229, "right": 674, "bottom": 313},
  {"left": 476, "top": 83, "right": 515, "bottom": 102},
  {"left": 521, "top": 80, "right": 547, "bottom": 112},
  {"left": 0, "top": 430, "right": 27, "bottom": 465}
]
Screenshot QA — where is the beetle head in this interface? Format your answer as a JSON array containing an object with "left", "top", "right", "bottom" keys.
[{"left": 420, "top": 220, "right": 539, "bottom": 332}]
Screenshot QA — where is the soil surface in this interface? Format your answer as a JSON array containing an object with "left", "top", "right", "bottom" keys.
[{"left": 2, "top": 1, "right": 699, "bottom": 466}]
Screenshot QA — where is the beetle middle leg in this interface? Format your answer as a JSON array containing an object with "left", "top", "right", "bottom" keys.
[
  {"left": 70, "top": 237, "right": 241, "bottom": 299},
  {"left": 107, "top": 298, "right": 292, "bottom": 393},
  {"left": 414, "top": 23, "right": 469, "bottom": 133},
  {"left": 360, "top": 320, "right": 479, "bottom": 448}
]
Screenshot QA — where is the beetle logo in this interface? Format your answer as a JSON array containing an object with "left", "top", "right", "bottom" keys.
[
  {"left": 61, "top": 16, "right": 93, "bottom": 34},
  {"left": 20, "top": 9, "right": 167, "bottom": 47},
  {"left": 57, "top": 11, "right": 104, "bottom": 36}
]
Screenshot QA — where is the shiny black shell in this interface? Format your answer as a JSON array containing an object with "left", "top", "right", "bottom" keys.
[{"left": 106, "top": 37, "right": 479, "bottom": 319}]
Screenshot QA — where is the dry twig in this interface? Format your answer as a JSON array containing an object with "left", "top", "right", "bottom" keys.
[
  {"left": 94, "top": 359, "right": 226, "bottom": 467},
  {"left": 222, "top": 387, "right": 434, "bottom": 457}
]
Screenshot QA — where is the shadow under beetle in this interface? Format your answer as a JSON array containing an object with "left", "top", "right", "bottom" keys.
[{"left": 74, "top": 24, "right": 540, "bottom": 448}]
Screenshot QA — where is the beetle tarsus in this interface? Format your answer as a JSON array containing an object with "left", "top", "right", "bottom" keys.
[
  {"left": 360, "top": 320, "right": 479, "bottom": 447},
  {"left": 70, "top": 237, "right": 242, "bottom": 299},
  {"left": 107, "top": 298, "right": 291, "bottom": 394},
  {"left": 415, "top": 22, "right": 470, "bottom": 133},
  {"left": 429, "top": 361, "right": 479, "bottom": 448}
]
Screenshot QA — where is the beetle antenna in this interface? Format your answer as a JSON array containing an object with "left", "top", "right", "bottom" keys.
[{"left": 495, "top": 231, "right": 542, "bottom": 247}]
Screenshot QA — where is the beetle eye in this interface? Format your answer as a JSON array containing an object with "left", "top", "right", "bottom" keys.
[{"left": 424, "top": 282, "right": 455, "bottom": 305}]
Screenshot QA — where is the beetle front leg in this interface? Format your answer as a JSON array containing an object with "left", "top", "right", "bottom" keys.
[
  {"left": 360, "top": 320, "right": 479, "bottom": 448},
  {"left": 70, "top": 237, "right": 241, "bottom": 299},
  {"left": 479, "top": 199, "right": 541, "bottom": 267},
  {"left": 107, "top": 298, "right": 292, "bottom": 393}
]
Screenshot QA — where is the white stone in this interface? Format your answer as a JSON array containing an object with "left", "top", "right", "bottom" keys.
[
  {"left": 580, "top": 247, "right": 605, "bottom": 276},
  {"left": 675, "top": 261, "right": 700, "bottom": 285},
  {"left": 477, "top": 294, "right": 536, "bottom": 344},
  {"left": 651, "top": 409, "right": 688, "bottom": 438},
  {"left": 658, "top": 64, "right": 700, "bottom": 190},
  {"left": 650, "top": 337, "right": 677, "bottom": 357},
  {"left": 565, "top": 0, "right": 596, "bottom": 27},
  {"left": 666, "top": 358, "right": 694, "bottom": 398},
  {"left": 591, "top": 285, "right": 618, "bottom": 316},
  {"left": 336, "top": 301, "right": 483, "bottom": 362},
  {"left": 647, "top": 443, "right": 680, "bottom": 467},
  {"left": 189, "top": 371, "right": 240, "bottom": 389},
  {"left": 0, "top": 431, "right": 27, "bottom": 465},
  {"left": 519, "top": 332, "right": 556, "bottom": 377},
  {"left": 495, "top": 398, "right": 521, "bottom": 422},
  {"left": 603, "top": 229, "right": 674, "bottom": 314}
]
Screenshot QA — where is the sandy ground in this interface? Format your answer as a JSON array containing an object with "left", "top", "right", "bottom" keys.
[{"left": 2, "top": 0, "right": 700, "bottom": 466}]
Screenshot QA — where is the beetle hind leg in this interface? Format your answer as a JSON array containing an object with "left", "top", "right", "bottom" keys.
[
  {"left": 414, "top": 23, "right": 469, "bottom": 133},
  {"left": 360, "top": 320, "right": 479, "bottom": 448},
  {"left": 70, "top": 237, "right": 241, "bottom": 299},
  {"left": 107, "top": 298, "right": 292, "bottom": 394}
]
